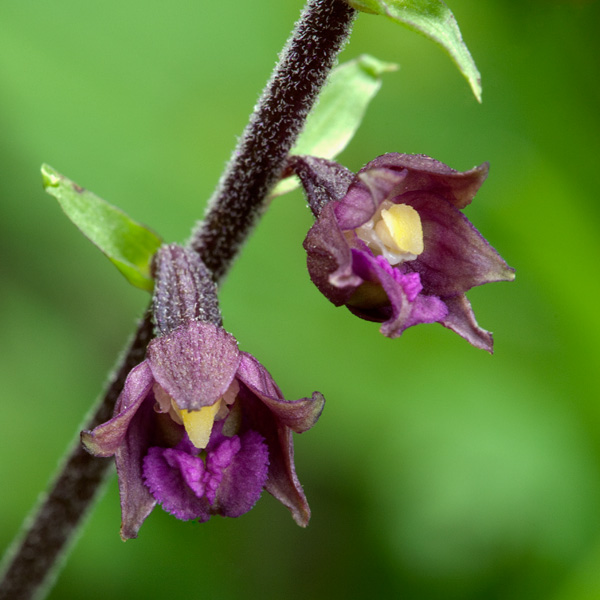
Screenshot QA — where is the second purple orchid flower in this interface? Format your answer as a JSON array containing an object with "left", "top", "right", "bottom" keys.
[
  {"left": 288, "top": 153, "right": 515, "bottom": 352},
  {"left": 82, "top": 245, "right": 324, "bottom": 539}
]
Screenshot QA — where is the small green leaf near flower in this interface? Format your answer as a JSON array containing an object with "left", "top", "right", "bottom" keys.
[
  {"left": 41, "top": 164, "right": 162, "bottom": 291},
  {"left": 348, "top": 0, "right": 482, "bottom": 102}
]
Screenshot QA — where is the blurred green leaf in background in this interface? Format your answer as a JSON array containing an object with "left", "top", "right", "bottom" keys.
[{"left": 1, "top": 1, "right": 599, "bottom": 599}]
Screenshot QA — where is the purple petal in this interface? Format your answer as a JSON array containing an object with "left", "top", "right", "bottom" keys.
[
  {"left": 143, "top": 442, "right": 211, "bottom": 522},
  {"left": 360, "top": 153, "right": 489, "bottom": 209},
  {"left": 303, "top": 201, "right": 362, "bottom": 307},
  {"left": 210, "top": 429, "right": 269, "bottom": 518},
  {"left": 147, "top": 320, "right": 241, "bottom": 411},
  {"left": 399, "top": 191, "right": 515, "bottom": 296},
  {"left": 116, "top": 395, "right": 160, "bottom": 540},
  {"left": 81, "top": 361, "right": 154, "bottom": 457},
  {"left": 440, "top": 294, "right": 494, "bottom": 353},
  {"left": 264, "top": 425, "right": 311, "bottom": 527},
  {"left": 334, "top": 168, "right": 407, "bottom": 230},
  {"left": 237, "top": 352, "right": 325, "bottom": 434},
  {"left": 349, "top": 250, "right": 448, "bottom": 338}
]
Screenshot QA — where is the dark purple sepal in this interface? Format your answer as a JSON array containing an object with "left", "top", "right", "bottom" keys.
[
  {"left": 361, "top": 153, "right": 489, "bottom": 209},
  {"left": 237, "top": 352, "right": 325, "bottom": 434},
  {"left": 439, "top": 294, "right": 494, "bottom": 353},
  {"left": 147, "top": 320, "right": 241, "bottom": 411},
  {"left": 116, "top": 394, "right": 160, "bottom": 540},
  {"left": 81, "top": 360, "right": 183, "bottom": 539},
  {"left": 234, "top": 352, "right": 325, "bottom": 525},
  {"left": 303, "top": 201, "right": 362, "bottom": 307},
  {"left": 399, "top": 191, "right": 515, "bottom": 296},
  {"left": 115, "top": 392, "right": 187, "bottom": 540},
  {"left": 81, "top": 361, "right": 154, "bottom": 457},
  {"left": 286, "top": 155, "right": 354, "bottom": 217},
  {"left": 236, "top": 386, "right": 312, "bottom": 527},
  {"left": 265, "top": 425, "right": 310, "bottom": 528}
]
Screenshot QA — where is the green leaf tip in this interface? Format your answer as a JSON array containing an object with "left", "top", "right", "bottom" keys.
[
  {"left": 41, "top": 165, "right": 61, "bottom": 189},
  {"left": 271, "top": 54, "right": 397, "bottom": 197},
  {"left": 348, "top": 0, "right": 482, "bottom": 102},
  {"left": 41, "top": 164, "right": 162, "bottom": 291}
]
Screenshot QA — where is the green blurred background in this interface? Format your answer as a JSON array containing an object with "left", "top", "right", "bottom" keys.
[{"left": 1, "top": 1, "right": 599, "bottom": 598}]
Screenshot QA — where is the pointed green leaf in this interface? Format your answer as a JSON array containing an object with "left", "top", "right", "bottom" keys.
[
  {"left": 41, "top": 164, "right": 162, "bottom": 291},
  {"left": 271, "top": 54, "right": 397, "bottom": 197},
  {"left": 349, "top": 0, "right": 482, "bottom": 102}
]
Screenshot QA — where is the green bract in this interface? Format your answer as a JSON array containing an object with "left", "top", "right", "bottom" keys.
[
  {"left": 272, "top": 54, "right": 396, "bottom": 197},
  {"left": 41, "top": 164, "right": 162, "bottom": 291},
  {"left": 347, "top": 0, "right": 482, "bottom": 102}
]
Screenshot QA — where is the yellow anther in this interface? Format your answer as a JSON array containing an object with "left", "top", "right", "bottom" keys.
[
  {"left": 179, "top": 399, "right": 224, "bottom": 450},
  {"left": 374, "top": 204, "right": 424, "bottom": 256}
]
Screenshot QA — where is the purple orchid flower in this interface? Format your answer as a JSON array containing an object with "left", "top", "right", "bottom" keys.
[
  {"left": 82, "top": 245, "right": 324, "bottom": 539},
  {"left": 288, "top": 153, "right": 515, "bottom": 352}
]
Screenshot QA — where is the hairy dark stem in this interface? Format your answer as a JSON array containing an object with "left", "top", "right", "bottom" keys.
[
  {"left": 0, "top": 313, "right": 154, "bottom": 600},
  {"left": 0, "top": 1, "right": 356, "bottom": 598},
  {"left": 190, "top": 0, "right": 356, "bottom": 283}
]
